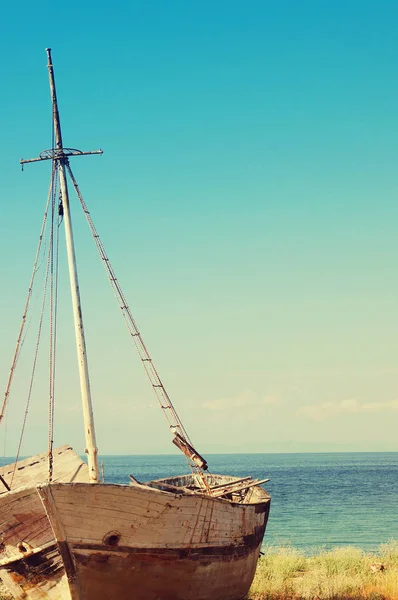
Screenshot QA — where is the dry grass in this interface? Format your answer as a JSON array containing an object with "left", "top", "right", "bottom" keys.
[
  {"left": 0, "top": 543, "right": 397, "bottom": 600},
  {"left": 248, "top": 541, "right": 398, "bottom": 600}
]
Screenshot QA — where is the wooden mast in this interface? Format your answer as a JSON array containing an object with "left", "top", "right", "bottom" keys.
[{"left": 46, "top": 48, "right": 99, "bottom": 483}]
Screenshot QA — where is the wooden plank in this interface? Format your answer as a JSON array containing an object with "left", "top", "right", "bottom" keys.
[
  {"left": 0, "top": 446, "right": 89, "bottom": 492},
  {"left": 0, "top": 475, "right": 10, "bottom": 492},
  {"left": 210, "top": 478, "right": 270, "bottom": 498},
  {"left": 0, "top": 487, "right": 54, "bottom": 564},
  {"left": 32, "top": 481, "right": 270, "bottom": 600},
  {"left": 37, "top": 485, "right": 82, "bottom": 600},
  {"left": 40, "top": 483, "right": 269, "bottom": 550},
  {"left": 139, "top": 479, "right": 197, "bottom": 495},
  {"left": 209, "top": 476, "right": 252, "bottom": 491}
]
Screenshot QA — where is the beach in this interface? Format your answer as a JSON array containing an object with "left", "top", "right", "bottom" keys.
[
  {"left": 1, "top": 452, "right": 396, "bottom": 599},
  {"left": 1, "top": 543, "right": 397, "bottom": 599},
  {"left": 248, "top": 542, "right": 398, "bottom": 599}
]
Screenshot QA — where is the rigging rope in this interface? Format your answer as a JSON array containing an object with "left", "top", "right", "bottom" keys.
[
  {"left": 47, "top": 110, "right": 58, "bottom": 480},
  {"left": 10, "top": 199, "right": 55, "bottom": 488},
  {"left": 7, "top": 107, "right": 60, "bottom": 482},
  {"left": 2, "top": 410, "right": 8, "bottom": 457},
  {"left": 0, "top": 164, "right": 56, "bottom": 426},
  {"left": 65, "top": 162, "right": 207, "bottom": 482},
  {"left": 48, "top": 169, "right": 59, "bottom": 481}
]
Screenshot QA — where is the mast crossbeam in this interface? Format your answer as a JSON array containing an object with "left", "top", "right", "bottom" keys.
[{"left": 21, "top": 149, "right": 103, "bottom": 166}]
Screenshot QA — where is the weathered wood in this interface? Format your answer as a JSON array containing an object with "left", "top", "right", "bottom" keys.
[
  {"left": 209, "top": 476, "right": 252, "bottom": 491},
  {"left": 38, "top": 484, "right": 258, "bottom": 547},
  {"left": 210, "top": 478, "right": 270, "bottom": 498},
  {"left": 38, "top": 487, "right": 82, "bottom": 600},
  {"left": 129, "top": 474, "right": 142, "bottom": 485},
  {"left": 0, "top": 445, "right": 88, "bottom": 492},
  {"left": 0, "top": 542, "right": 70, "bottom": 600},
  {"left": 0, "top": 475, "right": 10, "bottom": 492},
  {"left": 33, "top": 479, "right": 270, "bottom": 600},
  {"left": 136, "top": 478, "right": 197, "bottom": 496},
  {"left": 0, "top": 487, "right": 52, "bottom": 565},
  {"left": 1, "top": 463, "right": 271, "bottom": 600},
  {"left": 0, "top": 446, "right": 89, "bottom": 600},
  {"left": 0, "top": 569, "right": 26, "bottom": 599}
]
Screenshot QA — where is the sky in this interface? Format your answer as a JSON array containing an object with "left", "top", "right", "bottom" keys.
[{"left": 0, "top": 1, "right": 397, "bottom": 457}]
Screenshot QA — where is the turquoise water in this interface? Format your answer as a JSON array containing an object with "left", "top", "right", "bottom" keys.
[
  {"left": 1, "top": 452, "right": 396, "bottom": 552},
  {"left": 99, "top": 452, "right": 398, "bottom": 552}
]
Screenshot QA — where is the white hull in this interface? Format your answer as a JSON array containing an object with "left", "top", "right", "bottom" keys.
[{"left": 0, "top": 459, "right": 270, "bottom": 600}]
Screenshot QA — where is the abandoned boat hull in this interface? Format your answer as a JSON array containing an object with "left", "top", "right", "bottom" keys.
[
  {"left": 36, "top": 479, "right": 270, "bottom": 600},
  {"left": 0, "top": 458, "right": 270, "bottom": 600}
]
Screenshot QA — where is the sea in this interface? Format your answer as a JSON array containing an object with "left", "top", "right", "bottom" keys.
[
  {"left": 1, "top": 451, "right": 396, "bottom": 554},
  {"left": 99, "top": 452, "right": 397, "bottom": 553}
]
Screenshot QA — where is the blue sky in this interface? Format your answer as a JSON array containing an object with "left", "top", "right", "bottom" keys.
[{"left": 0, "top": 1, "right": 397, "bottom": 456}]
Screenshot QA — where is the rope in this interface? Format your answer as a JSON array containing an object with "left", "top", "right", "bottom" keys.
[
  {"left": 10, "top": 208, "right": 54, "bottom": 488},
  {"left": 0, "top": 164, "right": 56, "bottom": 425},
  {"left": 47, "top": 105, "right": 58, "bottom": 480},
  {"left": 65, "top": 162, "right": 207, "bottom": 480},
  {"left": 47, "top": 168, "right": 59, "bottom": 481},
  {"left": 66, "top": 163, "right": 191, "bottom": 438},
  {"left": 8, "top": 98, "right": 59, "bottom": 482},
  {"left": 2, "top": 410, "right": 8, "bottom": 457}
]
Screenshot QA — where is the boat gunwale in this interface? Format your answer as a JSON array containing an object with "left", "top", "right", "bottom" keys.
[
  {"left": 37, "top": 479, "right": 271, "bottom": 507},
  {"left": 146, "top": 472, "right": 271, "bottom": 504}
]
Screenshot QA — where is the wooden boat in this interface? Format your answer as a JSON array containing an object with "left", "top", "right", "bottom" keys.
[{"left": 0, "top": 49, "right": 271, "bottom": 600}]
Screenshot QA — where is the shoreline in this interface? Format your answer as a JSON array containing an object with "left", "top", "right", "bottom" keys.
[
  {"left": 0, "top": 542, "right": 397, "bottom": 600},
  {"left": 249, "top": 541, "right": 398, "bottom": 599}
]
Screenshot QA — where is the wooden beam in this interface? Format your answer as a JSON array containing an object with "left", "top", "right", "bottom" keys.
[
  {"left": 209, "top": 476, "right": 252, "bottom": 491},
  {"left": 0, "top": 474, "right": 10, "bottom": 492},
  {"left": 38, "top": 485, "right": 82, "bottom": 600},
  {"left": 210, "top": 478, "right": 270, "bottom": 498}
]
